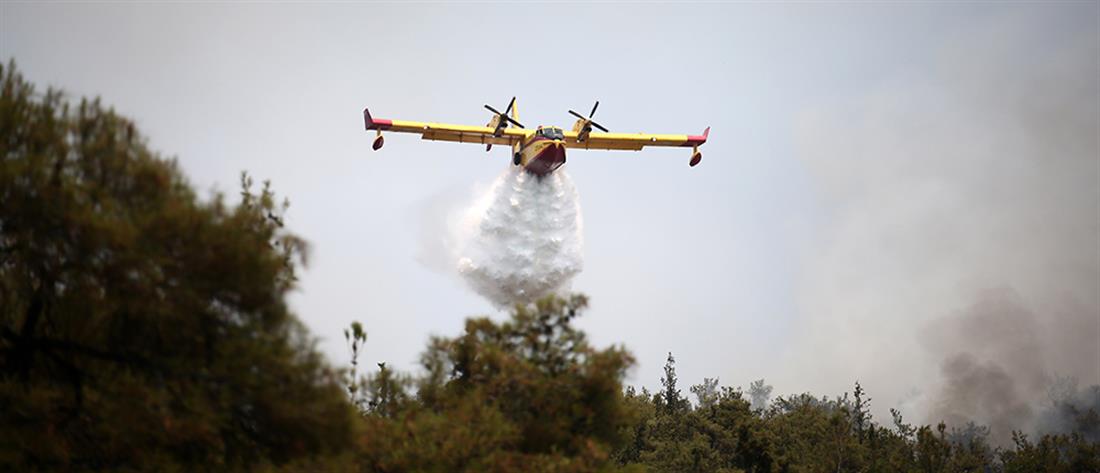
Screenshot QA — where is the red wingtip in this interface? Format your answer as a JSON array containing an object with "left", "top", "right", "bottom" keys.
[{"left": 684, "top": 126, "right": 710, "bottom": 147}]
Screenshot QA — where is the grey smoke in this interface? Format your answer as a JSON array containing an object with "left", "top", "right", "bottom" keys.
[
  {"left": 787, "top": 7, "right": 1099, "bottom": 444},
  {"left": 924, "top": 289, "right": 1054, "bottom": 445},
  {"left": 1036, "top": 375, "right": 1100, "bottom": 442}
]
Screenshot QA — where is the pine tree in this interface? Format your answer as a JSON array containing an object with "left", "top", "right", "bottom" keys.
[
  {"left": 749, "top": 378, "right": 773, "bottom": 411},
  {"left": 853, "top": 380, "right": 871, "bottom": 443},
  {"left": 690, "top": 377, "right": 719, "bottom": 410},
  {"left": 660, "top": 352, "right": 686, "bottom": 414}
]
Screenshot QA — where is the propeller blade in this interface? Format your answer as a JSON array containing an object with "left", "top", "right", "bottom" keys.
[
  {"left": 504, "top": 115, "right": 525, "bottom": 129},
  {"left": 569, "top": 110, "right": 586, "bottom": 120},
  {"left": 505, "top": 96, "right": 516, "bottom": 115},
  {"left": 485, "top": 104, "right": 503, "bottom": 115},
  {"left": 590, "top": 120, "right": 609, "bottom": 132},
  {"left": 589, "top": 100, "right": 599, "bottom": 118}
]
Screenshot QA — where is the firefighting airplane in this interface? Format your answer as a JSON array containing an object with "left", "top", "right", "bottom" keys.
[{"left": 363, "top": 98, "right": 709, "bottom": 176}]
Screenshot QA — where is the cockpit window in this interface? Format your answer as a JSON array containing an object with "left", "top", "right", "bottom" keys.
[{"left": 540, "top": 127, "right": 564, "bottom": 140}]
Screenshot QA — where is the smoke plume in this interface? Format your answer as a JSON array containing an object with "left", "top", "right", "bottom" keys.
[
  {"left": 454, "top": 167, "right": 584, "bottom": 307},
  {"left": 923, "top": 289, "right": 1064, "bottom": 445},
  {"left": 788, "top": 9, "right": 1098, "bottom": 444}
]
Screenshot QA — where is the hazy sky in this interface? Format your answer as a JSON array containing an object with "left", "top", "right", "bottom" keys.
[{"left": 3, "top": 2, "right": 1096, "bottom": 427}]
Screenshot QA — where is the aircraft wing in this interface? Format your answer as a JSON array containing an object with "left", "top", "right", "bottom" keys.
[
  {"left": 563, "top": 127, "right": 709, "bottom": 151},
  {"left": 364, "top": 108, "right": 524, "bottom": 146}
]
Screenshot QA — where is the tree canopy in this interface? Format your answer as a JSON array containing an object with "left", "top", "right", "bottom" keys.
[
  {"left": 0, "top": 62, "right": 354, "bottom": 471},
  {"left": 348, "top": 295, "right": 636, "bottom": 472}
]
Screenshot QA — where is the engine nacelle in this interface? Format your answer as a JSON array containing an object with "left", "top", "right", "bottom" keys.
[
  {"left": 572, "top": 119, "right": 592, "bottom": 142},
  {"left": 372, "top": 134, "right": 384, "bottom": 151},
  {"left": 689, "top": 146, "right": 702, "bottom": 167}
]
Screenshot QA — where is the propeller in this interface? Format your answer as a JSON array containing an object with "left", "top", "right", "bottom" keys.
[
  {"left": 485, "top": 97, "right": 525, "bottom": 133},
  {"left": 568, "top": 100, "right": 609, "bottom": 132},
  {"left": 484, "top": 97, "right": 524, "bottom": 151}
]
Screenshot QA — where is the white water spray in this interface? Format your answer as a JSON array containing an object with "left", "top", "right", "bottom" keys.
[{"left": 455, "top": 167, "right": 584, "bottom": 307}]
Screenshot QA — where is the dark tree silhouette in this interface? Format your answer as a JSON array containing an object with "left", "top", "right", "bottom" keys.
[{"left": 0, "top": 62, "right": 354, "bottom": 471}]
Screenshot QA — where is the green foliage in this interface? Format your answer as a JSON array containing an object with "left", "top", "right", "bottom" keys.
[
  {"left": 347, "top": 295, "right": 637, "bottom": 472},
  {"left": 612, "top": 377, "right": 1100, "bottom": 473},
  {"left": 0, "top": 61, "right": 354, "bottom": 471},
  {"left": 692, "top": 377, "right": 720, "bottom": 410},
  {"left": 658, "top": 352, "right": 689, "bottom": 415}
]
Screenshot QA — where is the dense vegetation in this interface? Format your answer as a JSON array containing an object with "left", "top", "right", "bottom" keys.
[
  {"left": 2, "top": 63, "right": 1097, "bottom": 471},
  {"left": 0, "top": 62, "right": 354, "bottom": 470},
  {"left": 346, "top": 322, "right": 1099, "bottom": 473},
  {"left": 609, "top": 359, "right": 1099, "bottom": 472}
]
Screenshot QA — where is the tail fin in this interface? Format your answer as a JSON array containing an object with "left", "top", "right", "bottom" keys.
[{"left": 363, "top": 108, "right": 392, "bottom": 130}]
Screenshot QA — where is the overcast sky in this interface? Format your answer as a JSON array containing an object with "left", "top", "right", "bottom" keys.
[{"left": 3, "top": 2, "right": 1096, "bottom": 425}]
